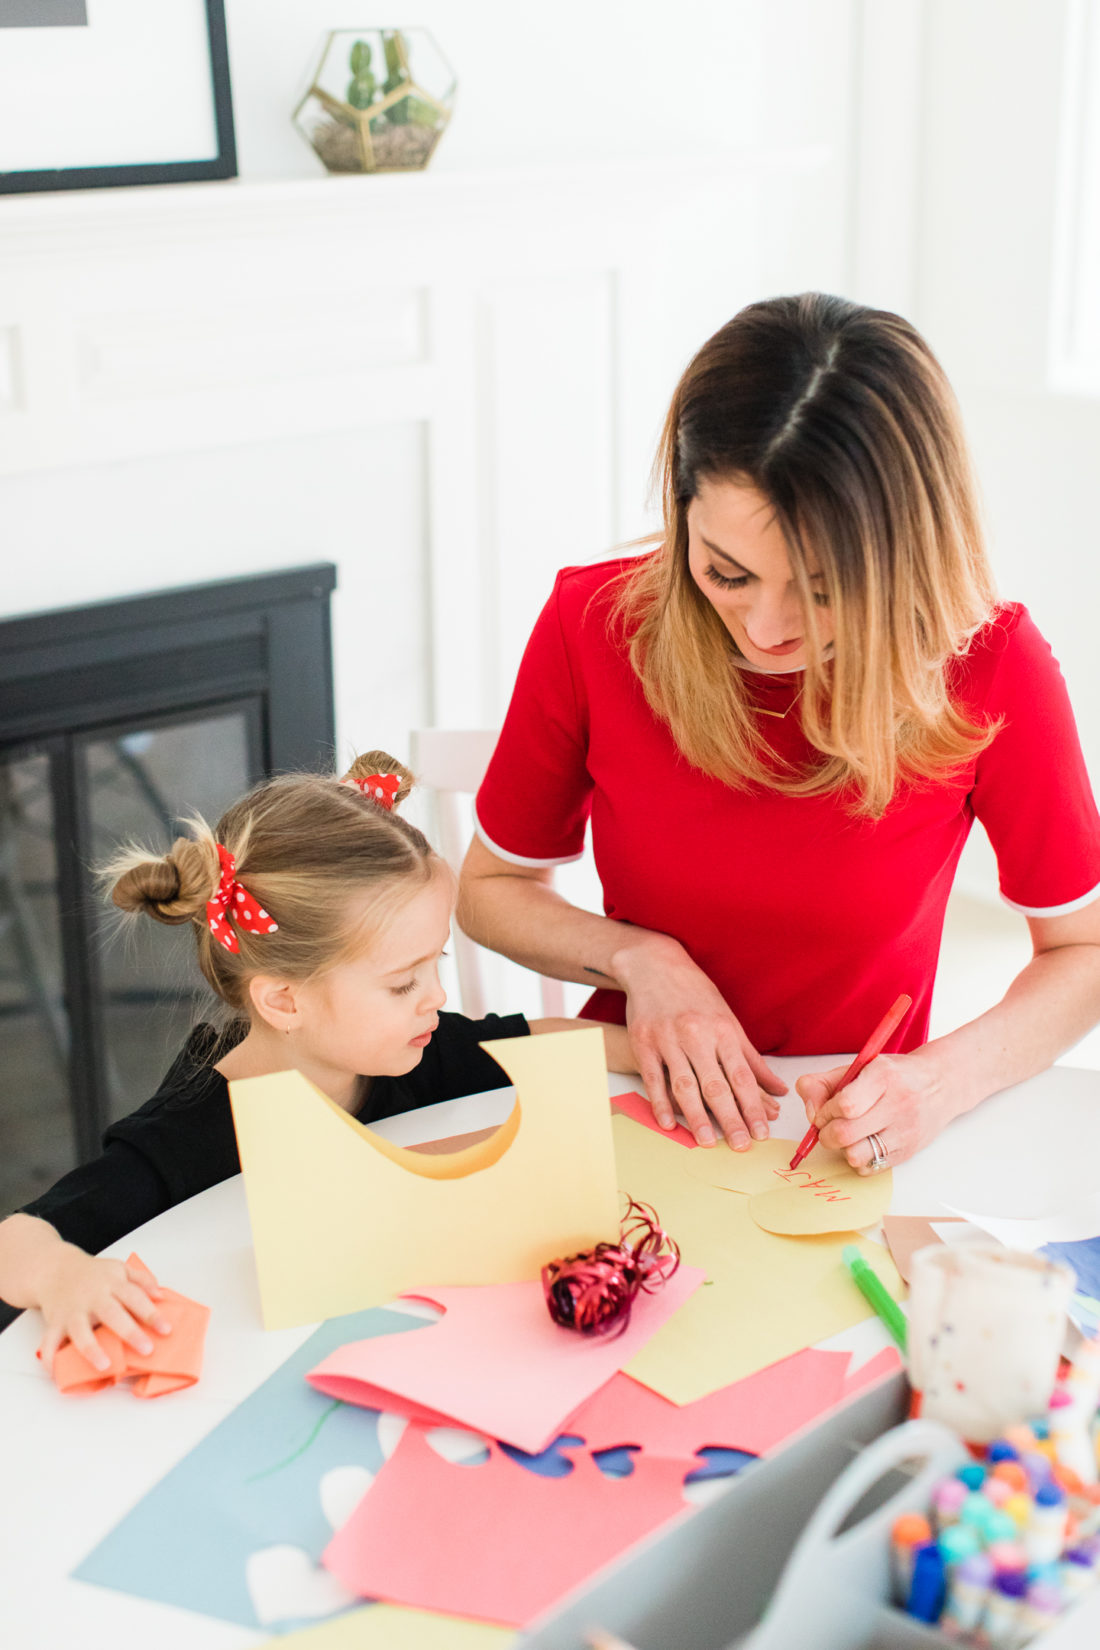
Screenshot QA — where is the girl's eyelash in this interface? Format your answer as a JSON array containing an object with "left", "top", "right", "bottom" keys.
[
  {"left": 392, "top": 951, "right": 447, "bottom": 996},
  {"left": 704, "top": 563, "right": 750, "bottom": 591}
]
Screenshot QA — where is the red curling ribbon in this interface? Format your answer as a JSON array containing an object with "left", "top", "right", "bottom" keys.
[{"left": 542, "top": 1198, "right": 680, "bottom": 1339}]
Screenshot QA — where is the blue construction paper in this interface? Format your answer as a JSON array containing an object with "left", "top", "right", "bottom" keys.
[
  {"left": 73, "top": 1305, "right": 426, "bottom": 1633},
  {"left": 73, "top": 1311, "right": 756, "bottom": 1634},
  {"left": 591, "top": 1444, "right": 641, "bottom": 1479},
  {"left": 501, "top": 1433, "right": 585, "bottom": 1478},
  {"left": 1042, "top": 1237, "right": 1100, "bottom": 1302},
  {"left": 684, "top": 1446, "right": 758, "bottom": 1483}
]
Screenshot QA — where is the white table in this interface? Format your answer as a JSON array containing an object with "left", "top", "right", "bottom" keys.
[{"left": 2, "top": 1059, "right": 1098, "bottom": 1650}]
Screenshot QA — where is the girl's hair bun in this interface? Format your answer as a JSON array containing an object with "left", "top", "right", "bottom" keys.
[
  {"left": 110, "top": 836, "right": 219, "bottom": 926},
  {"left": 342, "top": 749, "right": 416, "bottom": 808}
]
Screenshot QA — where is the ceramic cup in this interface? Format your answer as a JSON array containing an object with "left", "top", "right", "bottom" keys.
[{"left": 907, "top": 1243, "right": 1074, "bottom": 1443}]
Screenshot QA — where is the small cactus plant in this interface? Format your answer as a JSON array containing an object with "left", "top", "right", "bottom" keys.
[
  {"left": 381, "top": 30, "right": 408, "bottom": 116},
  {"left": 346, "top": 39, "right": 377, "bottom": 110},
  {"left": 294, "top": 27, "right": 456, "bottom": 174}
]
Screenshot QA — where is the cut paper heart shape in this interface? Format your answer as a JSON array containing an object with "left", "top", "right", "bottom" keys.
[
  {"left": 48, "top": 1254, "right": 210, "bottom": 1397},
  {"left": 321, "top": 1425, "right": 691, "bottom": 1627},
  {"left": 613, "top": 1116, "right": 905, "bottom": 1403},
  {"left": 319, "top": 1466, "right": 375, "bottom": 1532},
  {"left": 230, "top": 1028, "right": 621, "bottom": 1329},
  {"left": 308, "top": 1267, "right": 704, "bottom": 1455},
  {"left": 688, "top": 1136, "right": 893, "bottom": 1235},
  {"left": 245, "top": 1543, "right": 359, "bottom": 1627}
]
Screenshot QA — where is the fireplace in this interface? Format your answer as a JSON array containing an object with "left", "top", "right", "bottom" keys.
[{"left": 0, "top": 564, "right": 336, "bottom": 1221}]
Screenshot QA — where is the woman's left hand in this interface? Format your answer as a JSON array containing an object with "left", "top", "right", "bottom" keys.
[{"left": 795, "top": 1048, "right": 950, "bottom": 1171}]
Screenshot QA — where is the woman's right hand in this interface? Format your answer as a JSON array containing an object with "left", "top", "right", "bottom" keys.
[
  {"left": 613, "top": 933, "right": 787, "bottom": 1149},
  {"left": 35, "top": 1248, "right": 172, "bottom": 1375}
]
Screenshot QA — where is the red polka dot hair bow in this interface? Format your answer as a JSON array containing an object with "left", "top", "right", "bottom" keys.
[
  {"left": 206, "top": 844, "right": 278, "bottom": 954},
  {"left": 345, "top": 773, "right": 401, "bottom": 810}
]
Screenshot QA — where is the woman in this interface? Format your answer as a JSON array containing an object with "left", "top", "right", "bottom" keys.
[{"left": 458, "top": 293, "right": 1100, "bottom": 1169}]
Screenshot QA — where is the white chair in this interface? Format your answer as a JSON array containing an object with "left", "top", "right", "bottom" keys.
[{"left": 409, "top": 728, "right": 566, "bottom": 1020}]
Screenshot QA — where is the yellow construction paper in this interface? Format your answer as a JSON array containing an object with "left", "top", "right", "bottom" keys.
[
  {"left": 688, "top": 1137, "right": 893, "bottom": 1235},
  {"left": 614, "top": 1115, "right": 905, "bottom": 1404},
  {"left": 269, "top": 1603, "right": 514, "bottom": 1649},
  {"left": 230, "top": 1029, "right": 621, "bottom": 1330}
]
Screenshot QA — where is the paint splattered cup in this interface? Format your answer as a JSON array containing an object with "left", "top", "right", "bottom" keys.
[{"left": 907, "top": 1244, "right": 1074, "bottom": 1443}]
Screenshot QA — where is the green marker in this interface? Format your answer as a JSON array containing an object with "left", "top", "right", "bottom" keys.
[{"left": 842, "top": 1244, "right": 908, "bottom": 1351}]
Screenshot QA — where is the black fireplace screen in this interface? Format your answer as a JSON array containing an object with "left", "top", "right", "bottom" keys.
[{"left": 0, "top": 565, "right": 336, "bottom": 1219}]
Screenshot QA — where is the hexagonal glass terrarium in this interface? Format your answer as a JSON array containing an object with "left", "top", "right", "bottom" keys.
[{"left": 293, "top": 28, "right": 456, "bottom": 175}]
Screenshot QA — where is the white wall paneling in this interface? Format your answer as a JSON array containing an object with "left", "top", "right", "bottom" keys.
[{"left": 0, "top": 152, "right": 827, "bottom": 754}]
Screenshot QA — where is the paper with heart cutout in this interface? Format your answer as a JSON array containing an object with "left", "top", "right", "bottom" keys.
[
  {"left": 687, "top": 1136, "right": 893, "bottom": 1235},
  {"left": 561, "top": 1345, "right": 903, "bottom": 1459},
  {"left": 48, "top": 1254, "right": 209, "bottom": 1397},
  {"left": 230, "top": 1028, "right": 621, "bottom": 1329},
  {"left": 322, "top": 1426, "right": 690, "bottom": 1627},
  {"left": 308, "top": 1267, "right": 703, "bottom": 1455}
]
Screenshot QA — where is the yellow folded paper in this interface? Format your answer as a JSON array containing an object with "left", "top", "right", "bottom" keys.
[
  {"left": 268, "top": 1602, "right": 514, "bottom": 1648},
  {"left": 230, "top": 1029, "right": 621, "bottom": 1330},
  {"left": 688, "top": 1136, "right": 893, "bottom": 1235},
  {"left": 615, "top": 1116, "right": 904, "bottom": 1404}
]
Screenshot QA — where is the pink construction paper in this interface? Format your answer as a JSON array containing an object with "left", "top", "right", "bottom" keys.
[
  {"left": 612, "top": 1091, "right": 697, "bottom": 1147},
  {"left": 562, "top": 1343, "right": 899, "bottom": 1459},
  {"left": 308, "top": 1267, "right": 704, "bottom": 1455},
  {"left": 322, "top": 1426, "right": 690, "bottom": 1627}
]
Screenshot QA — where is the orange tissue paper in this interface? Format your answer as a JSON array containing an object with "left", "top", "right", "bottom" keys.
[{"left": 47, "top": 1254, "right": 210, "bottom": 1398}]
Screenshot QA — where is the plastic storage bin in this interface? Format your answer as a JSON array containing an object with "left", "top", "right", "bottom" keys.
[{"left": 521, "top": 1372, "right": 1100, "bottom": 1649}]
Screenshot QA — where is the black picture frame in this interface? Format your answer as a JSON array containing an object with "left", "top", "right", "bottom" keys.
[{"left": 0, "top": 0, "right": 236, "bottom": 196}]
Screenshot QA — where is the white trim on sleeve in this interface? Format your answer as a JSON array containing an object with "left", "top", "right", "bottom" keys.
[
  {"left": 1000, "top": 876, "right": 1100, "bottom": 918},
  {"left": 472, "top": 807, "right": 585, "bottom": 869}
]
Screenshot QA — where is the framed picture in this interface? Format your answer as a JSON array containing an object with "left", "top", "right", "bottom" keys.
[{"left": 0, "top": 0, "right": 236, "bottom": 194}]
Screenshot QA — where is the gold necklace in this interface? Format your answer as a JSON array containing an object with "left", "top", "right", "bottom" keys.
[{"left": 754, "top": 681, "right": 806, "bottom": 720}]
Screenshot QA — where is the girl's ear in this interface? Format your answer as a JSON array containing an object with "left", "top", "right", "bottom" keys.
[{"left": 248, "top": 974, "right": 303, "bottom": 1034}]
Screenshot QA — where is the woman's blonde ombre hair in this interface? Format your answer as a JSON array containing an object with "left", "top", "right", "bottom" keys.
[
  {"left": 614, "top": 293, "right": 999, "bottom": 817},
  {"left": 104, "top": 751, "right": 442, "bottom": 1015}
]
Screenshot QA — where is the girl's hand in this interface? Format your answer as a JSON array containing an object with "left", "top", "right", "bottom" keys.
[
  {"left": 614, "top": 935, "right": 787, "bottom": 1149},
  {"left": 795, "top": 1048, "right": 949, "bottom": 1171},
  {"left": 36, "top": 1249, "right": 172, "bottom": 1375}
]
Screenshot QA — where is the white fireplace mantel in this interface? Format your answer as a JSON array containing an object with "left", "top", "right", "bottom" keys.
[{"left": 0, "top": 145, "right": 831, "bottom": 736}]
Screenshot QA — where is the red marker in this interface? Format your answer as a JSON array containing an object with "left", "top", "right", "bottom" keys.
[{"left": 788, "top": 992, "right": 913, "bottom": 1171}]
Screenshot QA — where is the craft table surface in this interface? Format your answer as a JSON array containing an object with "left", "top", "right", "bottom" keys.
[{"left": 2, "top": 1057, "right": 1099, "bottom": 1650}]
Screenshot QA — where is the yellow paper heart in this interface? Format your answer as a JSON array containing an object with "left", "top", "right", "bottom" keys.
[{"left": 688, "top": 1136, "right": 892, "bottom": 1235}]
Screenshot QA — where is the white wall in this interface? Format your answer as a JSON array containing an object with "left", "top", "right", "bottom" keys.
[
  {"left": 225, "top": 1, "right": 768, "bottom": 180},
  {"left": 910, "top": 0, "right": 1100, "bottom": 893}
]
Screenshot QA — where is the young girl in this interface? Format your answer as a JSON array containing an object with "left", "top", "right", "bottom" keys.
[{"left": 0, "top": 750, "right": 635, "bottom": 1374}]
